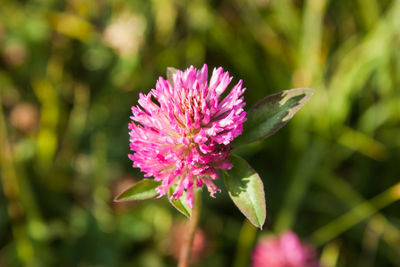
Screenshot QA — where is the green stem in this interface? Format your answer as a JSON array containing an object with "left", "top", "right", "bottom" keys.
[
  {"left": 178, "top": 190, "right": 201, "bottom": 267},
  {"left": 233, "top": 219, "right": 257, "bottom": 267}
]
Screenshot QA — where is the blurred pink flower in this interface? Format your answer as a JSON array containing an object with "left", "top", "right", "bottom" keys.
[
  {"left": 252, "top": 231, "right": 320, "bottom": 267},
  {"left": 129, "top": 64, "right": 246, "bottom": 208}
]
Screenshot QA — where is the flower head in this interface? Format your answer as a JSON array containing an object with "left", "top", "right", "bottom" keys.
[
  {"left": 129, "top": 64, "right": 246, "bottom": 208},
  {"left": 252, "top": 231, "right": 320, "bottom": 267}
]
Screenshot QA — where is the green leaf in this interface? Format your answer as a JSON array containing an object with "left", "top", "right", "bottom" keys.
[
  {"left": 168, "top": 186, "right": 192, "bottom": 218},
  {"left": 114, "top": 179, "right": 161, "bottom": 202},
  {"left": 166, "top": 67, "right": 178, "bottom": 87},
  {"left": 223, "top": 154, "right": 266, "bottom": 229},
  {"left": 233, "top": 88, "right": 315, "bottom": 147}
]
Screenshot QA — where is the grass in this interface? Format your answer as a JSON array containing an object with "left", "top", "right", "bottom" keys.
[{"left": 1, "top": 0, "right": 399, "bottom": 266}]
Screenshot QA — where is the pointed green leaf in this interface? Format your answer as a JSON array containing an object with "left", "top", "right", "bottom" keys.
[
  {"left": 166, "top": 67, "right": 178, "bottom": 87},
  {"left": 168, "top": 186, "right": 192, "bottom": 218},
  {"left": 114, "top": 179, "right": 161, "bottom": 202},
  {"left": 223, "top": 154, "right": 266, "bottom": 229},
  {"left": 233, "top": 88, "right": 315, "bottom": 147}
]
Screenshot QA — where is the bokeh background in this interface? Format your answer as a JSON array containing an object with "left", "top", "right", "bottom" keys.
[{"left": 1, "top": 0, "right": 400, "bottom": 266}]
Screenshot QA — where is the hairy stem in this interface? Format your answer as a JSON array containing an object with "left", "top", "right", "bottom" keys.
[{"left": 178, "top": 190, "right": 201, "bottom": 267}]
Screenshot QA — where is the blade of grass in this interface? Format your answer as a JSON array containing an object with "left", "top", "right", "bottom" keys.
[
  {"left": 296, "top": 0, "right": 328, "bottom": 85},
  {"left": 274, "top": 141, "right": 323, "bottom": 232},
  {"left": 315, "top": 173, "right": 400, "bottom": 260},
  {"left": 320, "top": 241, "right": 341, "bottom": 267},
  {"left": 356, "top": 0, "right": 380, "bottom": 30},
  {"left": 338, "top": 126, "right": 387, "bottom": 161},
  {"left": 233, "top": 219, "right": 258, "bottom": 267},
  {"left": 0, "top": 97, "right": 35, "bottom": 265},
  {"left": 310, "top": 182, "right": 400, "bottom": 246},
  {"left": 327, "top": 0, "right": 400, "bottom": 127}
]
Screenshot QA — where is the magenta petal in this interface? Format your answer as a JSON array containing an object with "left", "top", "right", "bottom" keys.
[
  {"left": 128, "top": 64, "right": 246, "bottom": 204},
  {"left": 186, "top": 186, "right": 194, "bottom": 209}
]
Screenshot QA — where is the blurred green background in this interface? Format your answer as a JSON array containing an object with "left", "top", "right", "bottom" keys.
[{"left": 1, "top": 0, "right": 400, "bottom": 266}]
